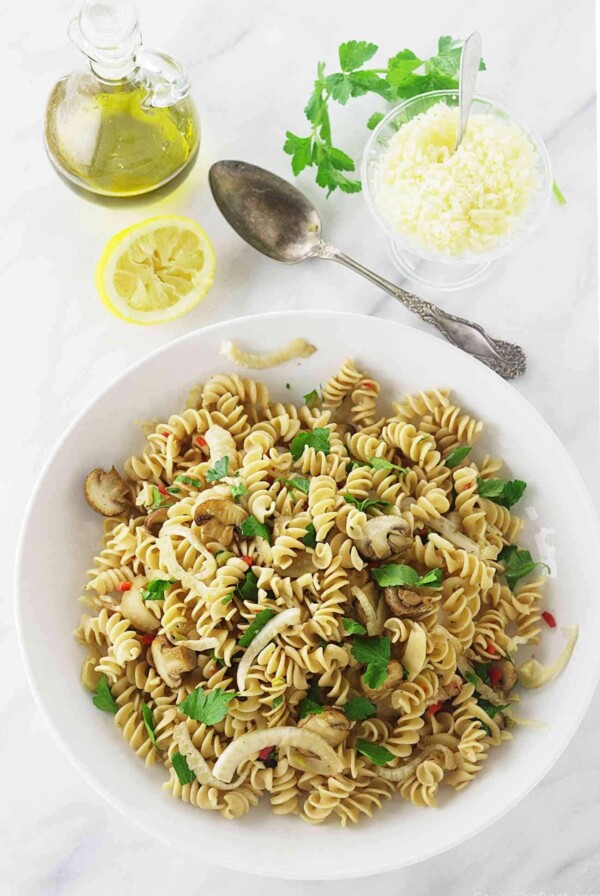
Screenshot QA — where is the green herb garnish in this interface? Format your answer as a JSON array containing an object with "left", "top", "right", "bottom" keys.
[
  {"left": 290, "top": 427, "right": 330, "bottom": 461},
  {"left": 171, "top": 752, "right": 196, "bottom": 785},
  {"left": 240, "top": 515, "right": 272, "bottom": 543},
  {"left": 141, "top": 703, "right": 158, "bottom": 747},
  {"left": 367, "top": 111, "right": 384, "bottom": 130},
  {"left": 92, "top": 675, "right": 118, "bottom": 714},
  {"left": 273, "top": 695, "right": 284, "bottom": 709},
  {"left": 342, "top": 617, "right": 366, "bottom": 636},
  {"left": 175, "top": 475, "right": 203, "bottom": 488},
  {"left": 238, "top": 609, "right": 277, "bottom": 648},
  {"left": 498, "top": 545, "right": 550, "bottom": 590},
  {"left": 476, "top": 477, "right": 527, "bottom": 508},
  {"left": 343, "top": 494, "right": 393, "bottom": 512},
  {"left": 166, "top": 486, "right": 181, "bottom": 496},
  {"left": 553, "top": 181, "right": 566, "bottom": 205},
  {"left": 444, "top": 445, "right": 472, "bottom": 469},
  {"left": 355, "top": 739, "right": 395, "bottom": 766},
  {"left": 303, "top": 388, "right": 321, "bottom": 408},
  {"left": 286, "top": 383, "right": 291, "bottom": 390},
  {"left": 236, "top": 570, "right": 259, "bottom": 602},
  {"left": 368, "top": 457, "right": 408, "bottom": 473},
  {"left": 301, "top": 522, "right": 317, "bottom": 549},
  {"left": 221, "top": 593, "right": 234, "bottom": 605},
  {"left": 344, "top": 697, "right": 376, "bottom": 721},
  {"left": 478, "top": 699, "right": 509, "bottom": 720},
  {"left": 149, "top": 486, "right": 172, "bottom": 510},
  {"left": 142, "top": 578, "right": 175, "bottom": 601},
  {"left": 230, "top": 480, "right": 249, "bottom": 502},
  {"left": 351, "top": 636, "right": 391, "bottom": 689},
  {"left": 206, "top": 456, "right": 229, "bottom": 482},
  {"left": 284, "top": 36, "right": 485, "bottom": 195},
  {"left": 298, "top": 683, "right": 324, "bottom": 719},
  {"left": 371, "top": 564, "right": 442, "bottom": 589},
  {"left": 277, "top": 475, "right": 311, "bottom": 495},
  {"left": 209, "top": 650, "right": 226, "bottom": 669},
  {"left": 178, "top": 686, "right": 237, "bottom": 726}
]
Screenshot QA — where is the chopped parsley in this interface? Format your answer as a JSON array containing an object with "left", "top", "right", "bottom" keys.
[
  {"left": 355, "top": 739, "right": 395, "bottom": 766},
  {"left": 238, "top": 608, "right": 277, "bottom": 648},
  {"left": 341, "top": 617, "right": 366, "bottom": 636},
  {"left": 298, "top": 683, "right": 324, "bottom": 719},
  {"left": 221, "top": 593, "right": 234, "bottom": 605},
  {"left": 273, "top": 696, "right": 284, "bottom": 709},
  {"left": 368, "top": 457, "right": 408, "bottom": 473},
  {"left": 171, "top": 751, "right": 195, "bottom": 785},
  {"left": 290, "top": 427, "right": 330, "bottom": 461},
  {"left": 478, "top": 699, "right": 509, "bottom": 720},
  {"left": 206, "top": 456, "right": 229, "bottom": 482},
  {"left": 209, "top": 650, "right": 226, "bottom": 669},
  {"left": 92, "top": 675, "right": 118, "bottom": 714},
  {"left": 476, "top": 477, "right": 527, "bottom": 509},
  {"left": 178, "top": 686, "right": 237, "bottom": 726},
  {"left": 277, "top": 475, "right": 311, "bottom": 495},
  {"left": 351, "top": 636, "right": 391, "bottom": 689},
  {"left": 141, "top": 703, "right": 158, "bottom": 746},
  {"left": 371, "top": 564, "right": 442, "bottom": 589},
  {"left": 142, "top": 578, "right": 175, "bottom": 601},
  {"left": 240, "top": 515, "right": 272, "bottom": 543},
  {"left": 236, "top": 570, "right": 259, "bottom": 602},
  {"left": 149, "top": 486, "right": 172, "bottom": 510},
  {"left": 343, "top": 494, "right": 393, "bottom": 512},
  {"left": 344, "top": 697, "right": 376, "bottom": 721},
  {"left": 499, "top": 545, "right": 550, "bottom": 590},
  {"left": 444, "top": 445, "right": 472, "bottom": 469},
  {"left": 301, "top": 522, "right": 317, "bottom": 549},
  {"left": 175, "top": 475, "right": 203, "bottom": 488},
  {"left": 230, "top": 479, "right": 249, "bottom": 502},
  {"left": 303, "top": 388, "right": 321, "bottom": 408},
  {"left": 166, "top": 486, "right": 181, "bottom": 495}
]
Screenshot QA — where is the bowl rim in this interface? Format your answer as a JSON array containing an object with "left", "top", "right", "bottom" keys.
[
  {"left": 14, "top": 309, "right": 600, "bottom": 879},
  {"left": 361, "top": 90, "right": 553, "bottom": 265}
]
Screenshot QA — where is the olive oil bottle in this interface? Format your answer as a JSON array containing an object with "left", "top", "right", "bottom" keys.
[{"left": 45, "top": 0, "right": 199, "bottom": 198}]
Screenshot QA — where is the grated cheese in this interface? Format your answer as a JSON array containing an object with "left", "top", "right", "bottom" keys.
[{"left": 372, "top": 102, "right": 540, "bottom": 256}]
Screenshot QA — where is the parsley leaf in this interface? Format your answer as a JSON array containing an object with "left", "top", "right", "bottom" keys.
[
  {"left": 166, "top": 486, "right": 181, "bottom": 495},
  {"left": 355, "top": 739, "right": 395, "bottom": 766},
  {"left": 93, "top": 675, "right": 118, "bottom": 714},
  {"left": 303, "top": 388, "right": 321, "bottom": 408},
  {"left": 498, "top": 545, "right": 550, "bottom": 590},
  {"left": 178, "top": 687, "right": 237, "bottom": 726},
  {"left": 175, "top": 475, "right": 203, "bottom": 488},
  {"left": 209, "top": 650, "right": 226, "bottom": 669},
  {"left": 277, "top": 475, "right": 311, "bottom": 495},
  {"left": 171, "top": 752, "right": 196, "bottom": 785},
  {"left": 141, "top": 703, "right": 158, "bottom": 746},
  {"left": 343, "top": 494, "right": 392, "bottom": 512},
  {"left": 302, "top": 522, "right": 317, "bottom": 549},
  {"left": 290, "top": 428, "right": 330, "bottom": 461},
  {"left": 344, "top": 697, "right": 376, "bottom": 721},
  {"left": 472, "top": 662, "right": 490, "bottom": 684},
  {"left": 299, "top": 683, "right": 324, "bottom": 719},
  {"left": 240, "top": 515, "right": 271, "bottom": 543},
  {"left": 367, "top": 111, "right": 385, "bottom": 130},
  {"left": 230, "top": 480, "right": 249, "bottom": 502},
  {"left": 236, "top": 570, "right": 259, "bottom": 602},
  {"left": 339, "top": 39, "right": 378, "bottom": 71},
  {"left": 142, "top": 578, "right": 174, "bottom": 601},
  {"left": 368, "top": 457, "right": 408, "bottom": 473},
  {"left": 478, "top": 699, "right": 509, "bottom": 720},
  {"left": 273, "top": 695, "right": 284, "bottom": 709},
  {"left": 351, "top": 636, "right": 391, "bottom": 689},
  {"left": 342, "top": 617, "right": 366, "bottom": 636},
  {"left": 371, "top": 564, "right": 442, "bottom": 589},
  {"left": 238, "top": 609, "right": 277, "bottom": 648},
  {"left": 444, "top": 445, "right": 472, "bottom": 469},
  {"left": 149, "top": 485, "right": 172, "bottom": 510},
  {"left": 206, "top": 456, "right": 229, "bottom": 482},
  {"left": 477, "top": 478, "right": 527, "bottom": 508}
]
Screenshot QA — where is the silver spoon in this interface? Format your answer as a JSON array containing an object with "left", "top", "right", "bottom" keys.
[
  {"left": 209, "top": 161, "right": 526, "bottom": 379},
  {"left": 456, "top": 31, "right": 483, "bottom": 151}
]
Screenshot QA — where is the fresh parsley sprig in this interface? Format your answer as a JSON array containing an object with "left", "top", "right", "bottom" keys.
[
  {"left": 92, "top": 675, "right": 118, "bottom": 714},
  {"left": 171, "top": 752, "right": 196, "bottom": 785},
  {"left": 351, "top": 635, "right": 391, "bottom": 689},
  {"left": 179, "top": 686, "right": 237, "bottom": 726},
  {"left": 477, "top": 477, "right": 527, "bottom": 509},
  {"left": 238, "top": 609, "right": 277, "bottom": 648},
  {"left": 207, "top": 456, "right": 229, "bottom": 482},
  {"left": 343, "top": 494, "right": 393, "bottom": 513},
  {"left": 142, "top": 578, "right": 175, "bottom": 601},
  {"left": 290, "top": 427, "right": 330, "bottom": 461},
  {"left": 299, "top": 683, "right": 324, "bottom": 719},
  {"left": 240, "top": 515, "right": 272, "bottom": 543},
  {"left": 498, "top": 545, "right": 550, "bottom": 590},
  {"left": 371, "top": 564, "right": 442, "bottom": 589},
  {"left": 284, "top": 36, "right": 485, "bottom": 195}
]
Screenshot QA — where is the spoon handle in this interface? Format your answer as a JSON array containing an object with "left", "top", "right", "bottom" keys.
[
  {"left": 316, "top": 243, "right": 526, "bottom": 379},
  {"left": 456, "top": 31, "right": 482, "bottom": 150}
]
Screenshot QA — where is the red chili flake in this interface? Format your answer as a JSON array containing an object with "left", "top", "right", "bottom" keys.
[
  {"left": 139, "top": 633, "right": 156, "bottom": 646},
  {"left": 363, "top": 382, "right": 376, "bottom": 390},
  {"left": 542, "top": 610, "right": 557, "bottom": 628},
  {"left": 465, "top": 482, "right": 474, "bottom": 490},
  {"left": 196, "top": 435, "right": 207, "bottom": 447},
  {"left": 241, "top": 555, "right": 254, "bottom": 567},
  {"left": 162, "top": 431, "right": 169, "bottom": 437},
  {"left": 488, "top": 666, "right": 503, "bottom": 688},
  {"left": 258, "top": 745, "right": 275, "bottom": 761},
  {"left": 117, "top": 582, "right": 132, "bottom": 592},
  {"left": 426, "top": 701, "right": 443, "bottom": 716},
  {"left": 157, "top": 484, "right": 168, "bottom": 496},
  {"left": 487, "top": 643, "right": 496, "bottom": 655}
]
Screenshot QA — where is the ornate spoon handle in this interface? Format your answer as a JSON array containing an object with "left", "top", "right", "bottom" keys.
[{"left": 316, "top": 242, "right": 526, "bottom": 380}]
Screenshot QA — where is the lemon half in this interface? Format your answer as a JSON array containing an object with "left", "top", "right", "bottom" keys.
[{"left": 95, "top": 215, "right": 216, "bottom": 325}]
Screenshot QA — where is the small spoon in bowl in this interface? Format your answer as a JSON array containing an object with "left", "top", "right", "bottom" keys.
[
  {"left": 209, "top": 160, "right": 526, "bottom": 379},
  {"left": 455, "top": 31, "right": 483, "bottom": 151}
]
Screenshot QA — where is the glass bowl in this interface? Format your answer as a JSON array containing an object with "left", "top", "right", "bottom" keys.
[{"left": 361, "top": 91, "right": 552, "bottom": 290}]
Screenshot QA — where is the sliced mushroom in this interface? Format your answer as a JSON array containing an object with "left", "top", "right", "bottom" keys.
[
  {"left": 298, "top": 708, "right": 351, "bottom": 746},
  {"left": 84, "top": 467, "right": 131, "bottom": 517},
  {"left": 151, "top": 635, "right": 197, "bottom": 688},
  {"left": 362, "top": 659, "right": 405, "bottom": 699},
  {"left": 120, "top": 582, "right": 160, "bottom": 634},
  {"left": 383, "top": 587, "right": 433, "bottom": 620},
  {"left": 197, "top": 519, "right": 235, "bottom": 547},
  {"left": 355, "top": 516, "right": 412, "bottom": 561},
  {"left": 194, "top": 496, "right": 248, "bottom": 527},
  {"left": 491, "top": 659, "right": 517, "bottom": 695},
  {"left": 145, "top": 507, "right": 169, "bottom": 537}
]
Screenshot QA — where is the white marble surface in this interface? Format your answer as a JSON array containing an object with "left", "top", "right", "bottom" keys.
[{"left": 3, "top": 0, "right": 599, "bottom": 891}]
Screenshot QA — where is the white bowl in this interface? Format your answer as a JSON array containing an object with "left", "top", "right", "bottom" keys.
[{"left": 15, "top": 311, "right": 600, "bottom": 880}]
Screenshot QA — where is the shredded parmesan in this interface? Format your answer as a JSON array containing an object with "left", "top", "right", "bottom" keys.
[
  {"left": 220, "top": 338, "right": 316, "bottom": 369},
  {"left": 372, "top": 102, "right": 540, "bottom": 256}
]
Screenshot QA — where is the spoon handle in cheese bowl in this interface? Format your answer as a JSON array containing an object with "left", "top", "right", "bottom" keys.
[{"left": 316, "top": 242, "right": 527, "bottom": 379}]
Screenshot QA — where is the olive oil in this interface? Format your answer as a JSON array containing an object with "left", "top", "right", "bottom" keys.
[{"left": 44, "top": 1, "right": 199, "bottom": 199}]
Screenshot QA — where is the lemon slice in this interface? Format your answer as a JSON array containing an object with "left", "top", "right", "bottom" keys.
[{"left": 95, "top": 215, "right": 216, "bottom": 325}]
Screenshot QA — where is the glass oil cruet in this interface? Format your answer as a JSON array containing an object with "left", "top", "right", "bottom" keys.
[{"left": 44, "top": 0, "right": 199, "bottom": 198}]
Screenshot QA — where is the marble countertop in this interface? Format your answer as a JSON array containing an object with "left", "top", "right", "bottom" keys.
[{"left": 3, "top": 0, "right": 599, "bottom": 892}]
